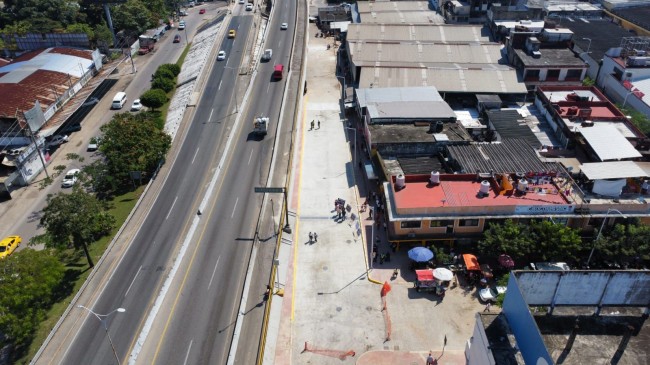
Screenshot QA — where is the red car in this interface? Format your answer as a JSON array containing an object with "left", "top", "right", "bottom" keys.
[
  {"left": 199, "top": 8, "right": 206, "bottom": 14},
  {"left": 173, "top": 34, "right": 181, "bottom": 43}
]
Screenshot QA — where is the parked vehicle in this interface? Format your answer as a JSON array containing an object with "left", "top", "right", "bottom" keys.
[
  {"left": 479, "top": 286, "right": 507, "bottom": 303},
  {"left": 61, "top": 169, "right": 80, "bottom": 188},
  {"left": 131, "top": 99, "right": 143, "bottom": 111},
  {"left": 112, "top": 92, "right": 127, "bottom": 109},
  {"left": 253, "top": 116, "right": 270, "bottom": 136},
  {"left": 138, "top": 36, "right": 155, "bottom": 55},
  {"left": 87, "top": 137, "right": 100, "bottom": 152},
  {"left": 48, "top": 135, "right": 69, "bottom": 147},
  {"left": 0, "top": 235, "right": 21, "bottom": 259},
  {"left": 262, "top": 49, "right": 272, "bottom": 62}
]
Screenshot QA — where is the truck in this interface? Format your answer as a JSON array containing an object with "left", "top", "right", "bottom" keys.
[
  {"left": 261, "top": 49, "right": 272, "bottom": 62},
  {"left": 253, "top": 116, "right": 269, "bottom": 136},
  {"left": 138, "top": 36, "right": 155, "bottom": 55}
]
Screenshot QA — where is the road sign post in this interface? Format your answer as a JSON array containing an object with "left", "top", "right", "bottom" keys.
[{"left": 255, "top": 187, "right": 291, "bottom": 233}]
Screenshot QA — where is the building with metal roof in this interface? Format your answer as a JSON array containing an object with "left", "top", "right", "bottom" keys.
[
  {"left": 357, "top": 86, "right": 456, "bottom": 123},
  {"left": 485, "top": 109, "right": 542, "bottom": 148},
  {"left": 580, "top": 161, "right": 649, "bottom": 180},
  {"left": 346, "top": 23, "right": 493, "bottom": 43},
  {"left": 358, "top": 65, "right": 527, "bottom": 94},
  {"left": 354, "top": 1, "right": 445, "bottom": 24},
  {"left": 578, "top": 125, "right": 642, "bottom": 161}
]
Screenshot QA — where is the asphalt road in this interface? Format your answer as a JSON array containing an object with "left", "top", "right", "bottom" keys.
[{"left": 58, "top": 1, "right": 297, "bottom": 364}]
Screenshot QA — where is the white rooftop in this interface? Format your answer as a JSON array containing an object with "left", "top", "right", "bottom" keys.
[
  {"left": 356, "top": 86, "right": 456, "bottom": 120},
  {"left": 580, "top": 161, "right": 649, "bottom": 180},
  {"left": 577, "top": 125, "right": 642, "bottom": 161}
]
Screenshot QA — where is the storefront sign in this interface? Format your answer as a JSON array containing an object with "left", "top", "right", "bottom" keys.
[{"left": 514, "top": 205, "right": 575, "bottom": 215}]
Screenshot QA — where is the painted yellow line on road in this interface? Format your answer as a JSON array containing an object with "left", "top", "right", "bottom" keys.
[{"left": 291, "top": 95, "right": 308, "bottom": 322}]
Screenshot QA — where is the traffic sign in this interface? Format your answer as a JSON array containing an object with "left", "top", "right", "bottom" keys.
[{"left": 254, "top": 187, "right": 285, "bottom": 193}]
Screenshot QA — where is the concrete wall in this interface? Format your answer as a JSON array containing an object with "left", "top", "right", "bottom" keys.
[
  {"left": 515, "top": 271, "right": 650, "bottom": 306},
  {"left": 465, "top": 313, "right": 495, "bottom": 365},
  {"left": 502, "top": 274, "right": 554, "bottom": 365}
]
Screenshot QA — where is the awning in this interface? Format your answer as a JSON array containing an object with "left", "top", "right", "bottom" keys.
[
  {"left": 416, "top": 269, "right": 434, "bottom": 282},
  {"left": 580, "top": 161, "right": 649, "bottom": 180},
  {"left": 463, "top": 254, "right": 480, "bottom": 271}
]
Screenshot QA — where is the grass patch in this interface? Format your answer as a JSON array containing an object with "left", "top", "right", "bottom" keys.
[{"left": 17, "top": 186, "right": 145, "bottom": 364}]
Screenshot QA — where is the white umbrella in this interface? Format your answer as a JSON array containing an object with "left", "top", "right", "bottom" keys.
[{"left": 433, "top": 267, "right": 454, "bottom": 281}]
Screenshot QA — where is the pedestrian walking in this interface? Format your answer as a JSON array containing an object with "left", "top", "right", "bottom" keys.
[
  {"left": 318, "top": 120, "right": 321, "bottom": 129},
  {"left": 314, "top": 232, "right": 318, "bottom": 242},
  {"left": 484, "top": 302, "right": 492, "bottom": 312},
  {"left": 426, "top": 352, "right": 435, "bottom": 365},
  {"left": 310, "top": 120, "right": 314, "bottom": 130},
  {"left": 308, "top": 232, "right": 313, "bottom": 243}
]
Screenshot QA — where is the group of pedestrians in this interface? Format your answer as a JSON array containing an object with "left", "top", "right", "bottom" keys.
[
  {"left": 307, "top": 231, "right": 318, "bottom": 244},
  {"left": 309, "top": 120, "right": 321, "bottom": 130},
  {"left": 334, "top": 198, "right": 348, "bottom": 222}
]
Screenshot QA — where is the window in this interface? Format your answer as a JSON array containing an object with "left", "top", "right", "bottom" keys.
[
  {"left": 401, "top": 221, "right": 422, "bottom": 229},
  {"left": 458, "top": 219, "right": 479, "bottom": 227},
  {"left": 565, "top": 69, "right": 582, "bottom": 80},
  {"left": 546, "top": 69, "right": 561, "bottom": 81},
  {"left": 430, "top": 220, "right": 453, "bottom": 227},
  {"left": 525, "top": 69, "right": 540, "bottom": 81}
]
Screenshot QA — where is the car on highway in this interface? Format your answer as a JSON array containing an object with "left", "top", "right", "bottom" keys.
[
  {"left": 131, "top": 99, "right": 143, "bottom": 111},
  {"left": 217, "top": 50, "right": 226, "bottom": 61},
  {"left": 0, "top": 235, "right": 21, "bottom": 259},
  {"left": 173, "top": 34, "right": 181, "bottom": 43},
  {"left": 479, "top": 286, "right": 507, "bottom": 303},
  {"left": 280, "top": 22, "right": 288, "bottom": 30},
  {"left": 87, "top": 137, "right": 100, "bottom": 152},
  {"left": 245, "top": 3, "right": 253, "bottom": 11},
  {"left": 61, "top": 169, "right": 80, "bottom": 188},
  {"left": 48, "top": 134, "right": 69, "bottom": 147},
  {"left": 228, "top": 29, "right": 236, "bottom": 38},
  {"left": 199, "top": 8, "right": 206, "bottom": 14}
]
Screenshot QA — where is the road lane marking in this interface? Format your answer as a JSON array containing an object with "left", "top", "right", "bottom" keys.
[
  {"left": 125, "top": 266, "right": 142, "bottom": 298},
  {"left": 183, "top": 339, "right": 193, "bottom": 365},
  {"left": 247, "top": 149, "right": 254, "bottom": 165},
  {"left": 208, "top": 256, "right": 221, "bottom": 290},
  {"left": 231, "top": 197, "right": 239, "bottom": 218},
  {"left": 166, "top": 197, "right": 178, "bottom": 220},
  {"left": 209, "top": 108, "right": 214, "bottom": 122},
  {"left": 192, "top": 147, "right": 200, "bottom": 164},
  {"left": 218, "top": 80, "right": 223, "bottom": 90}
]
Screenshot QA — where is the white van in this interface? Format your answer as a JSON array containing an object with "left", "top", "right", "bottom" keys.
[{"left": 112, "top": 92, "right": 127, "bottom": 109}]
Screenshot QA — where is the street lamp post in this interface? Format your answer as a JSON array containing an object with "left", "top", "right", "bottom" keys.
[
  {"left": 622, "top": 90, "right": 636, "bottom": 109},
  {"left": 77, "top": 305, "right": 126, "bottom": 365},
  {"left": 582, "top": 37, "right": 592, "bottom": 54},
  {"left": 587, "top": 208, "right": 627, "bottom": 267}
]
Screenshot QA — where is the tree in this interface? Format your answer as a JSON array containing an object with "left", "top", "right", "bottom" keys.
[
  {"left": 528, "top": 220, "right": 582, "bottom": 262},
  {"left": 159, "top": 63, "right": 181, "bottom": 76},
  {"left": 0, "top": 249, "right": 66, "bottom": 348},
  {"left": 98, "top": 112, "right": 171, "bottom": 192},
  {"left": 35, "top": 187, "right": 115, "bottom": 267},
  {"left": 140, "top": 89, "right": 167, "bottom": 110},
  {"left": 597, "top": 222, "right": 650, "bottom": 264},
  {"left": 112, "top": 0, "right": 153, "bottom": 37},
  {"left": 582, "top": 77, "right": 595, "bottom": 87},
  {"left": 479, "top": 219, "right": 533, "bottom": 262},
  {"left": 66, "top": 23, "right": 94, "bottom": 39},
  {"left": 151, "top": 77, "right": 175, "bottom": 93},
  {"left": 618, "top": 105, "right": 650, "bottom": 136},
  {"left": 0, "top": 0, "right": 83, "bottom": 32}
]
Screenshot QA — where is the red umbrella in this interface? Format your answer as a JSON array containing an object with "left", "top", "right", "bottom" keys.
[{"left": 498, "top": 254, "right": 515, "bottom": 269}]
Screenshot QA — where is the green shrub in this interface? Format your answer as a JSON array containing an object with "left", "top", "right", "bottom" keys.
[
  {"left": 159, "top": 63, "right": 181, "bottom": 76},
  {"left": 152, "top": 77, "right": 175, "bottom": 93}
]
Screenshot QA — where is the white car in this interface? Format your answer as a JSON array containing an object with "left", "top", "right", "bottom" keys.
[
  {"left": 280, "top": 22, "right": 288, "bottom": 30},
  {"left": 245, "top": 3, "right": 253, "bottom": 11},
  {"left": 87, "top": 137, "right": 100, "bottom": 152},
  {"left": 479, "top": 286, "right": 507, "bottom": 303},
  {"left": 217, "top": 50, "right": 226, "bottom": 61},
  {"left": 178, "top": 21, "right": 186, "bottom": 30},
  {"left": 48, "top": 135, "right": 69, "bottom": 147},
  {"left": 239, "top": 0, "right": 244, "bottom": 3},
  {"left": 131, "top": 99, "right": 143, "bottom": 111},
  {"left": 61, "top": 169, "right": 80, "bottom": 188}
]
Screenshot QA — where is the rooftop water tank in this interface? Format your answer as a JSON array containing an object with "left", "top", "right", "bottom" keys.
[
  {"left": 396, "top": 174, "right": 406, "bottom": 190},
  {"left": 517, "top": 178, "right": 529, "bottom": 193},
  {"left": 430, "top": 171, "right": 440, "bottom": 184},
  {"left": 479, "top": 180, "right": 490, "bottom": 195}
]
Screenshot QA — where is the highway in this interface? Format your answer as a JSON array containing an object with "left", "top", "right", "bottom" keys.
[{"left": 57, "top": 0, "right": 297, "bottom": 364}]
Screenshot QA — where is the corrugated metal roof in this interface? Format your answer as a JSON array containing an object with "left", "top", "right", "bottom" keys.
[
  {"left": 357, "top": 87, "right": 456, "bottom": 120},
  {"left": 577, "top": 125, "right": 642, "bottom": 161},
  {"left": 346, "top": 23, "right": 492, "bottom": 43},
  {"left": 357, "top": 1, "right": 433, "bottom": 13},
  {"left": 355, "top": 2, "right": 445, "bottom": 24},
  {"left": 349, "top": 41, "right": 504, "bottom": 65},
  {"left": 358, "top": 66, "right": 527, "bottom": 94},
  {"left": 580, "top": 161, "right": 649, "bottom": 180},
  {"left": 0, "top": 47, "right": 94, "bottom": 118}
]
